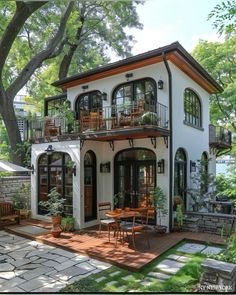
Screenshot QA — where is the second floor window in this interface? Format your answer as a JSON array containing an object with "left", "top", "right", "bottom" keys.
[
  {"left": 184, "top": 88, "right": 202, "bottom": 128},
  {"left": 75, "top": 91, "right": 102, "bottom": 118},
  {"left": 112, "top": 78, "right": 156, "bottom": 107}
]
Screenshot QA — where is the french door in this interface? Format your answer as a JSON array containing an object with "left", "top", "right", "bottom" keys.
[{"left": 114, "top": 149, "right": 156, "bottom": 209}]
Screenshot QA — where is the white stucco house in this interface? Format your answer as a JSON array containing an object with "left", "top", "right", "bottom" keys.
[{"left": 30, "top": 42, "right": 232, "bottom": 231}]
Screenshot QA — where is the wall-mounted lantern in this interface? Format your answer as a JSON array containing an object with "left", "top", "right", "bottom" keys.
[
  {"left": 73, "top": 165, "right": 76, "bottom": 176},
  {"left": 125, "top": 73, "right": 133, "bottom": 81},
  {"left": 190, "top": 160, "right": 196, "bottom": 172},
  {"left": 158, "top": 79, "right": 164, "bottom": 90},
  {"left": 30, "top": 164, "right": 34, "bottom": 175},
  {"left": 100, "top": 162, "right": 111, "bottom": 173},
  {"left": 82, "top": 85, "right": 88, "bottom": 90},
  {"left": 102, "top": 92, "right": 107, "bottom": 101},
  {"left": 157, "top": 159, "right": 165, "bottom": 174},
  {"left": 45, "top": 145, "right": 54, "bottom": 156}
]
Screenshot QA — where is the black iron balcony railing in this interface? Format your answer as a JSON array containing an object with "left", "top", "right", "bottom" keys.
[
  {"left": 26, "top": 102, "right": 168, "bottom": 141},
  {"left": 209, "top": 124, "right": 232, "bottom": 147}
]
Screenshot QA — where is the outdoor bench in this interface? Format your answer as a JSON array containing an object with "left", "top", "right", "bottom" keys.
[{"left": 0, "top": 202, "right": 20, "bottom": 227}]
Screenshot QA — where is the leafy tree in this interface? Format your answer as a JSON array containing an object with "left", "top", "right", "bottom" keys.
[
  {"left": 208, "top": 0, "right": 236, "bottom": 36},
  {"left": 0, "top": 0, "right": 142, "bottom": 164},
  {"left": 192, "top": 37, "right": 236, "bottom": 133}
]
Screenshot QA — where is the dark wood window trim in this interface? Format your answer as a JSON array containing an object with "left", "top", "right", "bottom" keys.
[
  {"left": 184, "top": 88, "right": 202, "bottom": 128},
  {"left": 75, "top": 90, "right": 102, "bottom": 119}
]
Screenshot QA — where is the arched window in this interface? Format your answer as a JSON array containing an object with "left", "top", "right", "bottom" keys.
[
  {"left": 75, "top": 91, "right": 102, "bottom": 119},
  {"left": 112, "top": 78, "right": 156, "bottom": 108},
  {"left": 38, "top": 152, "right": 73, "bottom": 216},
  {"left": 174, "top": 148, "right": 187, "bottom": 207},
  {"left": 184, "top": 88, "right": 201, "bottom": 127},
  {"left": 84, "top": 151, "right": 97, "bottom": 221}
]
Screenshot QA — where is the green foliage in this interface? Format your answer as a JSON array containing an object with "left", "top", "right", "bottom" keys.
[
  {"left": 15, "top": 141, "right": 31, "bottom": 167},
  {"left": 187, "top": 159, "right": 216, "bottom": 212},
  {"left": 39, "top": 187, "right": 65, "bottom": 216},
  {"left": 152, "top": 186, "right": 167, "bottom": 226},
  {"left": 208, "top": 0, "right": 236, "bottom": 36},
  {"left": 12, "top": 183, "right": 31, "bottom": 210},
  {"left": 61, "top": 216, "right": 76, "bottom": 232},
  {"left": 0, "top": 119, "right": 9, "bottom": 160},
  {"left": 210, "top": 232, "right": 236, "bottom": 263},
  {"left": 176, "top": 204, "right": 184, "bottom": 228},
  {"left": 113, "top": 191, "right": 124, "bottom": 208},
  {"left": 192, "top": 36, "right": 236, "bottom": 134}
]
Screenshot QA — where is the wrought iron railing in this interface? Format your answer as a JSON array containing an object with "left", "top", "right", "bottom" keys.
[
  {"left": 27, "top": 102, "right": 168, "bottom": 141},
  {"left": 209, "top": 124, "right": 232, "bottom": 146}
]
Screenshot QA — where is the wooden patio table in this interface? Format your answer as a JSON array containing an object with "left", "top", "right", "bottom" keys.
[{"left": 106, "top": 209, "right": 141, "bottom": 246}]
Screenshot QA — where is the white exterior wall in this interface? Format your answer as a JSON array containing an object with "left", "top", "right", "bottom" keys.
[
  {"left": 170, "top": 62, "right": 211, "bottom": 209},
  {"left": 66, "top": 63, "right": 169, "bottom": 112}
]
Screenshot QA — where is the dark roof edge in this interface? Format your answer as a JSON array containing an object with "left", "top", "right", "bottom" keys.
[
  {"left": 52, "top": 41, "right": 223, "bottom": 93},
  {"left": 44, "top": 92, "right": 67, "bottom": 101}
]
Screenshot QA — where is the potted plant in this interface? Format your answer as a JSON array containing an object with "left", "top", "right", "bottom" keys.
[
  {"left": 175, "top": 204, "right": 184, "bottom": 231},
  {"left": 61, "top": 216, "right": 76, "bottom": 232},
  {"left": 12, "top": 183, "right": 31, "bottom": 219},
  {"left": 39, "top": 188, "right": 65, "bottom": 237},
  {"left": 152, "top": 187, "right": 168, "bottom": 233},
  {"left": 113, "top": 191, "right": 124, "bottom": 209}
]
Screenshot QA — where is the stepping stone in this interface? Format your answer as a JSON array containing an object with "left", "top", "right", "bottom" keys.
[
  {"left": 0, "top": 271, "right": 15, "bottom": 280},
  {"left": 118, "top": 285, "right": 126, "bottom": 291},
  {"left": 20, "top": 266, "right": 54, "bottom": 280},
  {"left": 109, "top": 270, "right": 121, "bottom": 277},
  {"left": 141, "top": 279, "right": 153, "bottom": 286},
  {"left": 201, "top": 246, "right": 223, "bottom": 255},
  {"left": 49, "top": 248, "right": 76, "bottom": 259},
  {"left": 177, "top": 243, "right": 206, "bottom": 254},
  {"left": 75, "top": 262, "right": 95, "bottom": 272},
  {"left": 89, "top": 259, "right": 111, "bottom": 270},
  {"left": 19, "top": 275, "right": 56, "bottom": 292},
  {"left": 105, "top": 280, "right": 117, "bottom": 287},
  {"left": 156, "top": 259, "right": 185, "bottom": 274},
  {"left": 148, "top": 271, "right": 171, "bottom": 280},
  {"left": 122, "top": 274, "right": 136, "bottom": 281},
  {"left": 167, "top": 254, "right": 191, "bottom": 263},
  {"left": 1, "top": 276, "right": 26, "bottom": 288},
  {"left": 95, "top": 276, "right": 106, "bottom": 283},
  {"left": 11, "top": 258, "right": 31, "bottom": 268},
  {"left": 54, "top": 260, "right": 77, "bottom": 271},
  {"left": 0, "top": 263, "right": 15, "bottom": 272},
  {"left": 33, "top": 281, "right": 66, "bottom": 293},
  {"left": 71, "top": 254, "right": 89, "bottom": 263},
  {"left": 49, "top": 265, "right": 90, "bottom": 282}
]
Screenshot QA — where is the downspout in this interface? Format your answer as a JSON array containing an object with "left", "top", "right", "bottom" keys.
[{"left": 162, "top": 53, "right": 173, "bottom": 231}]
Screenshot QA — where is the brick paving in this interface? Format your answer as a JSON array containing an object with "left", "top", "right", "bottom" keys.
[{"left": 5, "top": 219, "right": 225, "bottom": 271}]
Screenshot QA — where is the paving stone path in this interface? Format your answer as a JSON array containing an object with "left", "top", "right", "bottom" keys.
[{"left": 0, "top": 231, "right": 111, "bottom": 292}]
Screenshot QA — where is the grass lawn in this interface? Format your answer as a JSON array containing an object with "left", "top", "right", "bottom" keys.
[{"left": 60, "top": 240, "right": 224, "bottom": 293}]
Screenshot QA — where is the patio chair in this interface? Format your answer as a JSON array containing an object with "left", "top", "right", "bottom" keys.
[
  {"left": 98, "top": 202, "right": 117, "bottom": 242},
  {"left": 120, "top": 208, "right": 150, "bottom": 249}
]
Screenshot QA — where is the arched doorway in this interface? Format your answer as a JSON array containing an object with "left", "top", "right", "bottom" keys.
[
  {"left": 114, "top": 148, "right": 156, "bottom": 209},
  {"left": 174, "top": 148, "right": 187, "bottom": 208},
  {"left": 84, "top": 151, "right": 97, "bottom": 221}
]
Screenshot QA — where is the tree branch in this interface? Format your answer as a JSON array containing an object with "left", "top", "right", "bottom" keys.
[
  {"left": 6, "top": 1, "right": 74, "bottom": 100},
  {"left": 0, "top": 1, "right": 46, "bottom": 77}
]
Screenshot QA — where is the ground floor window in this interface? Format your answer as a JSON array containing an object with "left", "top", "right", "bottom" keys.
[
  {"left": 84, "top": 150, "right": 97, "bottom": 221},
  {"left": 114, "top": 148, "right": 156, "bottom": 211},
  {"left": 174, "top": 148, "right": 187, "bottom": 208},
  {"left": 38, "top": 152, "right": 73, "bottom": 216}
]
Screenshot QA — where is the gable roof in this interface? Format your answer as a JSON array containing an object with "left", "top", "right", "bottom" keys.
[{"left": 52, "top": 41, "right": 223, "bottom": 94}]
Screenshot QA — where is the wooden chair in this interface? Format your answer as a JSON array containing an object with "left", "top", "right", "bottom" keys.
[
  {"left": 98, "top": 202, "right": 117, "bottom": 242},
  {"left": 0, "top": 202, "right": 20, "bottom": 228},
  {"left": 120, "top": 208, "right": 150, "bottom": 249},
  {"left": 44, "top": 117, "right": 60, "bottom": 137}
]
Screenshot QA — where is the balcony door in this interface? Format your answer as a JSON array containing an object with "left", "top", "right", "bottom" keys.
[{"left": 114, "top": 148, "right": 156, "bottom": 209}]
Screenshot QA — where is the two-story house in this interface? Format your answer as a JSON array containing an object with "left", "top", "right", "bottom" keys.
[{"left": 30, "top": 41, "right": 232, "bottom": 231}]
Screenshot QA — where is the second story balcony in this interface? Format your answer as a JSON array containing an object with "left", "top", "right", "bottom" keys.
[
  {"left": 27, "top": 101, "right": 169, "bottom": 143},
  {"left": 209, "top": 124, "right": 232, "bottom": 155}
]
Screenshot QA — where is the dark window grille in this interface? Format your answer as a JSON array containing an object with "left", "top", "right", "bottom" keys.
[{"left": 184, "top": 88, "right": 201, "bottom": 127}]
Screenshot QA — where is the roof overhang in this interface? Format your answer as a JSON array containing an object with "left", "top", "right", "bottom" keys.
[{"left": 52, "top": 41, "right": 223, "bottom": 94}]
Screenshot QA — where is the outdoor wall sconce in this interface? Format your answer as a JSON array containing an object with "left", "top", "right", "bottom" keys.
[
  {"left": 125, "top": 73, "right": 133, "bottom": 81},
  {"left": 82, "top": 85, "right": 88, "bottom": 90},
  {"left": 190, "top": 160, "right": 196, "bottom": 172},
  {"left": 100, "top": 162, "right": 111, "bottom": 173},
  {"left": 45, "top": 145, "right": 54, "bottom": 156},
  {"left": 102, "top": 92, "right": 107, "bottom": 101},
  {"left": 73, "top": 165, "right": 76, "bottom": 176},
  {"left": 30, "top": 164, "right": 34, "bottom": 175},
  {"left": 158, "top": 79, "right": 164, "bottom": 90},
  {"left": 157, "top": 159, "right": 165, "bottom": 174}
]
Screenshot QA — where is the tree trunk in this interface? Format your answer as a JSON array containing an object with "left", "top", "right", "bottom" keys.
[{"left": 0, "top": 94, "right": 23, "bottom": 165}]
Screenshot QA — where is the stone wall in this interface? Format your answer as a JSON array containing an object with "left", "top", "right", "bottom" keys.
[
  {"left": 0, "top": 176, "right": 31, "bottom": 203},
  {"left": 200, "top": 258, "right": 236, "bottom": 292},
  {"left": 184, "top": 212, "right": 236, "bottom": 236}
]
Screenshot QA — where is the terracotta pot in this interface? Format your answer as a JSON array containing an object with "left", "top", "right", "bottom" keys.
[
  {"left": 51, "top": 215, "right": 61, "bottom": 226},
  {"left": 51, "top": 224, "right": 62, "bottom": 238}
]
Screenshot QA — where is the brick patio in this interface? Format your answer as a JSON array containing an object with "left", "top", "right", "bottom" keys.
[{"left": 5, "top": 219, "right": 225, "bottom": 271}]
